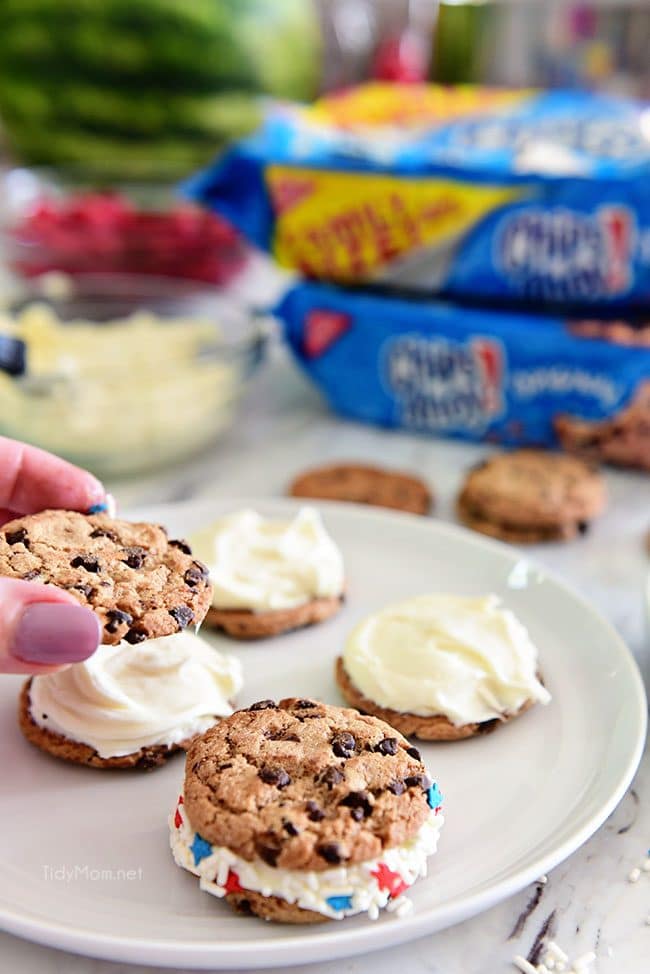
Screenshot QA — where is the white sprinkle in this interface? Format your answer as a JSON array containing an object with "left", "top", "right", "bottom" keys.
[
  {"left": 556, "top": 964, "right": 566, "bottom": 973},
  {"left": 368, "top": 902, "right": 379, "bottom": 921},
  {"left": 393, "top": 895, "right": 413, "bottom": 917},
  {"left": 104, "top": 493, "right": 117, "bottom": 518},
  {"left": 513, "top": 957, "right": 538, "bottom": 974},
  {"left": 628, "top": 867, "right": 641, "bottom": 883},
  {"left": 573, "top": 952, "right": 596, "bottom": 973},
  {"left": 544, "top": 957, "right": 556, "bottom": 970},
  {"left": 537, "top": 965, "right": 552, "bottom": 974},
  {"left": 642, "top": 857, "right": 650, "bottom": 872},
  {"left": 547, "top": 942, "right": 569, "bottom": 963},
  {"left": 538, "top": 874, "right": 548, "bottom": 884}
]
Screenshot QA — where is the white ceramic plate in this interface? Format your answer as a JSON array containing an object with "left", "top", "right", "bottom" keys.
[{"left": 0, "top": 498, "right": 646, "bottom": 969}]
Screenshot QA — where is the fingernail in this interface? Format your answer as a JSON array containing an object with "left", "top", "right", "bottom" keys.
[{"left": 12, "top": 604, "right": 101, "bottom": 665}]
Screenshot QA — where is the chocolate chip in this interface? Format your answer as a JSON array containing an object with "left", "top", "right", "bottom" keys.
[
  {"left": 70, "top": 582, "right": 93, "bottom": 598},
  {"left": 331, "top": 732, "right": 356, "bottom": 758},
  {"left": 388, "top": 780, "right": 406, "bottom": 796},
  {"left": 294, "top": 699, "right": 317, "bottom": 709},
  {"left": 283, "top": 820, "right": 299, "bottom": 836},
  {"left": 219, "top": 762, "right": 233, "bottom": 771},
  {"left": 125, "top": 628, "right": 147, "bottom": 644},
  {"left": 248, "top": 699, "right": 277, "bottom": 711},
  {"left": 406, "top": 746, "right": 421, "bottom": 761},
  {"left": 41, "top": 713, "right": 47, "bottom": 720},
  {"left": 317, "top": 842, "right": 344, "bottom": 865},
  {"left": 577, "top": 520, "right": 589, "bottom": 535},
  {"left": 374, "top": 737, "right": 398, "bottom": 756},
  {"left": 405, "top": 774, "right": 432, "bottom": 791},
  {"left": 89, "top": 527, "right": 116, "bottom": 541},
  {"left": 6, "top": 528, "right": 28, "bottom": 547},
  {"left": 123, "top": 546, "right": 146, "bottom": 569},
  {"left": 350, "top": 807, "right": 365, "bottom": 821},
  {"left": 184, "top": 565, "right": 207, "bottom": 587},
  {"left": 257, "top": 845, "right": 280, "bottom": 867},
  {"left": 170, "top": 538, "right": 192, "bottom": 555},
  {"left": 23, "top": 570, "right": 40, "bottom": 581},
  {"left": 319, "top": 766, "right": 344, "bottom": 789},
  {"left": 169, "top": 605, "right": 194, "bottom": 629},
  {"left": 259, "top": 766, "right": 291, "bottom": 789},
  {"left": 235, "top": 898, "right": 254, "bottom": 916},
  {"left": 305, "top": 800, "right": 325, "bottom": 822},
  {"left": 105, "top": 608, "right": 133, "bottom": 634},
  {"left": 340, "top": 791, "right": 373, "bottom": 818},
  {"left": 70, "top": 555, "right": 100, "bottom": 573}
]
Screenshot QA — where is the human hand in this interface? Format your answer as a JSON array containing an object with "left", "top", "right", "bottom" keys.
[{"left": 0, "top": 436, "right": 109, "bottom": 675}]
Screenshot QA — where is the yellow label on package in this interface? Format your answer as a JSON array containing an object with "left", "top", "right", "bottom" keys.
[{"left": 267, "top": 167, "right": 522, "bottom": 281}]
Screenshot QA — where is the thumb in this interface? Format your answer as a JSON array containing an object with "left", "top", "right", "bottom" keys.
[{"left": 0, "top": 578, "right": 101, "bottom": 675}]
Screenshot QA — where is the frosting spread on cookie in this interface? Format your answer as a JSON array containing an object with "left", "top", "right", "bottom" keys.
[
  {"left": 169, "top": 791, "right": 443, "bottom": 920},
  {"left": 29, "top": 632, "right": 242, "bottom": 758},
  {"left": 343, "top": 594, "right": 551, "bottom": 726},
  {"left": 191, "top": 507, "right": 344, "bottom": 611}
]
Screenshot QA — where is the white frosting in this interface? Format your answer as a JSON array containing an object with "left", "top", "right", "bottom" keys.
[
  {"left": 169, "top": 793, "right": 443, "bottom": 920},
  {"left": 191, "top": 507, "right": 345, "bottom": 612},
  {"left": 343, "top": 594, "right": 551, "bottom": 726},
  {"left": 29, "top": 632, "right": 243, "bottom": 758}
]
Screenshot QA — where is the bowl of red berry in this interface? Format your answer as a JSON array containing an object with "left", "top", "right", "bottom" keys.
[{"left": 0, "top": 167, "right": 249, "bottom": 287}]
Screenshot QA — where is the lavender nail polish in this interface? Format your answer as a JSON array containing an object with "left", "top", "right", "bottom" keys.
[{"left": 12, "top": 604, "right": 101, "bottom": 665}]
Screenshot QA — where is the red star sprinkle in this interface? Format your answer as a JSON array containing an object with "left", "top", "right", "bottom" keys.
[
  {"left": 174, "top": 796, "right": 184, "bottom": 828},
  {"left": 224, "top": 869, "right": 243, "bottom": 894},
  {"left": 371, "top": 862, "right": 409, "bottom": 899}
]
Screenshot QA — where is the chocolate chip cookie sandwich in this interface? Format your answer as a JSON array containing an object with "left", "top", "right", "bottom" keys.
[
  {"left": 20, "top": 631, "right": 243, "bottom": 768},
  {"left": 191, "top": 507, "right": 345, "bottom": 639},
  {"left": 169, "top": 698, "right": 444, "bottom": 923},
  {"left": 337, "top": 594, "right": 550, "bottom": 741},
  {"left": 457, "top": 449, "right": 607, "bottom": 544},
  {"left": 0, "top": 509, "right": 213, "bottom": 643}
]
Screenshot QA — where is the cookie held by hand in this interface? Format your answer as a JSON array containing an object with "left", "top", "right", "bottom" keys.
[
  {"left": 0, "top": 509, "right": 213, "bottom": 644},
  {"left": 457, "top": 450, "right": 606, "bottom": 543},
  {"left": 170, "top": 698, "right": 444, "bottom": 923},
  {"left": 289, "top": 462, "right": 432, "bottom": 515}
]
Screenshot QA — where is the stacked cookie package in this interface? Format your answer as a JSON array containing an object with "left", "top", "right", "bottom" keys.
[{"left": 187, "top": 82, "right": 650, "bottom": 472}]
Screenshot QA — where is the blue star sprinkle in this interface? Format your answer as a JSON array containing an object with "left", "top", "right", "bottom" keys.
[
  {"left": 326, "top": 894, "right": 353, "bottom": 912},
  {"left": 190, "top": 833, "right": 213, "bottom": 866},
  {"left": 87, "top": 501, "right": 110, "bottom": 514},
  {"left": 426, "top": 782, "right": 443, "bottom": 810}
]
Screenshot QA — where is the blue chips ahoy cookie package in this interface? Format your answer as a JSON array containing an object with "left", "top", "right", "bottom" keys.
[
  {"left": 276, "top": 281, "right": 650, "bottom": 471},
  {"left": 186, "top": 83, "right": 650, "bottom": 308}
]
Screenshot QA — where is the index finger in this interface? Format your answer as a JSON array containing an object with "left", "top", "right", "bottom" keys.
[{"left": 0, "top": 436, "right": 106, "bottom": 517}]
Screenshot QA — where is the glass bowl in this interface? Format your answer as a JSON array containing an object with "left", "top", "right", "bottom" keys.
[
  {"left": 0, "top": 166, "right": 249, "bottom": 287},
  {"left": 0, "top": 273, "right": 268, "bottom": 477}
]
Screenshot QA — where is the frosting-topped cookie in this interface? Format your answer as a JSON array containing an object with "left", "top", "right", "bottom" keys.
[
  {"left": 192, "top": 508, "right": 344, "bottom": 639},
  {"left": 337, "top": 594, "right": 550, "bottom": 741},
  {"left": 0, "top": 510, "right": 213, "bottom": 644}
]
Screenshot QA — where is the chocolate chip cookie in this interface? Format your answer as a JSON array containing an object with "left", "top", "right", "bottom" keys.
[
  {"left": 289, "top": 463, "right": 433, "bottom": 515},
  {"left": 0, "top": 510, "right": 212, "bottom": 644},
  {"left": 205, "top": 595, "right": 344, "bottom": 640},
  {"left": 18, "top": 679, "right": 185, "bottom": 769},
  {"left": 457, "top": 450, "right": 607, "bottom": 543},
  {"left": 335, "top": 658, "right": 534, "bottom": 742},
  {"left": 170, "top": 698, "right": 444, "bottom": 923}
]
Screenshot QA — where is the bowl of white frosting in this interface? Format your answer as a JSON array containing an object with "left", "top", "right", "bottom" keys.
[{"left": 0, "top": 273, "right": 268, "bottom": 476}]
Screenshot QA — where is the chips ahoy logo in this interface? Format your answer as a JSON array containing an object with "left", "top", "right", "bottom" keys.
[
  {"left": 384, "top": 334, "right": 505, "bottom": 431},
  {"left": 497, "top": 205, "right": 634, "bottom": 301}
]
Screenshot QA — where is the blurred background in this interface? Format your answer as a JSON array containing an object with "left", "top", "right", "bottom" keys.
[{"left": 0, "top": 0, "right": 648, "bottom": 480}]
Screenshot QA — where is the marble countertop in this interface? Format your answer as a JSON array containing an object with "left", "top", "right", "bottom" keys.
[{"left": 1, "top": 339, "right": 648, "bottom": 974}]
